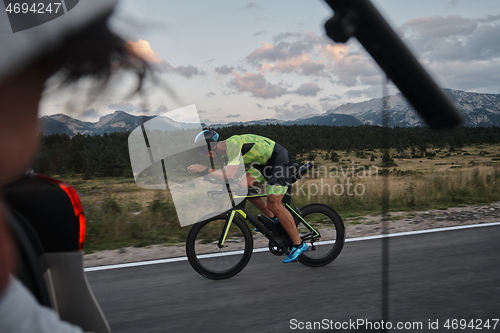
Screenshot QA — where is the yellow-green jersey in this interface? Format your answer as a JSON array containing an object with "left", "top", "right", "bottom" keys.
[
  {"left": 225, "top": 134, "right": 291, "bottom": 195},
  {"left": 225, "top": 134, "right": 276, "bottom": 166}
]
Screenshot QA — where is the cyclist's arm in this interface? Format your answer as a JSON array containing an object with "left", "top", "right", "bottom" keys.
[
  {"left": 188, "top": 138, "right": 242, "bottom": 179},
  {"left": 206, "top": 164, "right": 239, "bottom": 180},
  {"left": 187, "top": 164, "right": 239, "bottom": 179}
]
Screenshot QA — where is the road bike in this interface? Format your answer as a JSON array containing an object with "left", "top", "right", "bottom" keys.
[{"left": 185, "top": 163, "right": 345, "bottom": 279}]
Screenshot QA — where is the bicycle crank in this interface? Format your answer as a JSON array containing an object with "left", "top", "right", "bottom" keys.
[{"left": 268, "top": 241, "right": 286, "bottom": 256}]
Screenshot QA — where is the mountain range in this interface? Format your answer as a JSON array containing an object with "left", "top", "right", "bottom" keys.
[
  {"left": 40, "top": 111, "right": 200, "bottom": 136},
  {"left": 40, "top": 89, "right": 500, "bottom": 136}
]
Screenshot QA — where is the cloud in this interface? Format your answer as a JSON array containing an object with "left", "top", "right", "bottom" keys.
[
  {"left": 225, "top": 114, "right": 241, "bottom": 118},
  {"left": 246, "top": 32, "right": 329, "bottom": 77},
  {"left": 253, "top": 30, "right": 266, "bottom": 37},
  {"left": 135, "top": 105, "right": 150, "bottom": 114},
  {"left": 152, "top": 104, "right": 168, "bottom": 115},
  {"left": 241, "top": 30, "right": 390, "bottom": 93},
  {"left": 228, "top": 71, "right": 324, "bottom": 99},
  {"left": 427, "top": 60, "right": 500, "bottom": 92},
  {"left": 249, "top": 32, "right": 322, "bottom": 60},
  {"left": 205, "top": 92, "right": 217, "bottom": 99},
  {"left": 126, "top": 39, "right": 164, "bottom": 63},
  {"left": 478, "top": 14, "right": 500, "bottom": 23},
  {"left": 320, "top": 101, "right": 340, "bottom": 113},
  {"left": 319, "top": 44, "right": 381, "bottom": 86},
  {"left": 403, "top": 15, "right": 477, "bottom": 42},
  {"left": 398, "top": 14, "right": 500, "bottom": 92},
  {"left": 244, "top": 2, "right": 257, "bottom": 9},
  {"left": 293, "top": 82, "right": 321, "bottom": 96},
  {"left": 107, "top": 102, "right": 151, "bottom": 114},
  {"left": 269, "top": 103, "right": 320, "bottom": 120},
  {"left": 300, "top": 60, "right": 326, "bottom": 76},
  {"left": 258, "top": 54, "right": 327, "bottom": 77},
  {"left": 247, "top": 34, "right": 321, "bottom": 65},
  {"left": 79, "top": 108, "right": 100, "bottom": 119},
  {"left": 229, "top": 72, "right": 287, "bottom": 99},
  {"left": 125, "top": 39, "right": 204, "bottom": 78},
  {"left": 401, "top": 15, "right": 500, "bottom": 62},
  {"left": 107, "top": 102, "right": 140, "bottom": 112},
  {"left": 246, "top": 41, "right": 288, "bottom": 64},
  {"left": 174, "top": 65, "right": 202, "bottom": 78},
  {"left": 344, "top": 86, "right": 386, "bottom": 99},
  {"left": 319, "top": 95, "right": 342, "bottom": 102},
  {"left": 214, "top": 65, "right": 235, "bottom": 75},
  {"left": 256, "top": 103, "right": 263, "bottom": 109},
  {"left": 273, "top": 32, "right": 303, "bottom": 42},
  {"left": 318, "top": 43, "right": 349, "bottom": 62},
  {"left": 318, "top": 95, "right": 344, "bottom": 112}
]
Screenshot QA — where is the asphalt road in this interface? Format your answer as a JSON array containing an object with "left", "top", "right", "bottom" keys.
[{"left": 86, "top": 225, "right": 500, "bottom": 333}]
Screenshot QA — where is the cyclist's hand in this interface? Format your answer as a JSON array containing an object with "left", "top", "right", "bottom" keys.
[{"left": 187, "top": 164, "right": 208, "bottom": 174}]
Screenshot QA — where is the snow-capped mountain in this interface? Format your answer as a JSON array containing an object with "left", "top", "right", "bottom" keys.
[
  {"left": 40, "top": 111, "right": 199, "bottom": 136},
  {"left": 42, "top": 113, "right": 97, "bottom": 135},
  {"left": 324, "top": 89, "right": 500, "bottom": 127},
  {"left": 40, "top": 89, "right": 500, "bottom": 136},
  {"left": 210, "top": 89, "right": 500, "bottom": 128},
  {"left": 209, "top": 118, "right": 285, "bottom": 128},
  {"left": 283, "top": 113, "right": 362, "bottom": 126},
  {"left": 444, "top": 89, "right": 500, "bottom": 127},
  {"left": 40, "top": 111, "right": 154, "bottom": 136}
]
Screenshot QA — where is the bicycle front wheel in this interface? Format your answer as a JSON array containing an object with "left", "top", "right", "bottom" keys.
[
  {"left": 186, "top": 214, "right": 253, "bottom": 279},
  {"left": 296, "top": 204, "right": 345, "bottom": 267}
]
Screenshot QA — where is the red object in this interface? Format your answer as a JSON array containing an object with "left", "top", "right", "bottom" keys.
[{"left": 35, "top": 174, "right": 86, "bottom": 250}]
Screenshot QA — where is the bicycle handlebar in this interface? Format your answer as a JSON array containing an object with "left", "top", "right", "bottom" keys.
[
  {"left": 202, "top": 175, "right": 238, "bottom": 185},
  {"left": 202, "top": 162, "right": 314, "bottom": 187}
]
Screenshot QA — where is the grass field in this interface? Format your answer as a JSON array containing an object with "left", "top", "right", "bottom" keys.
[
  {"left": 294, "top": 144, "right": 500, "bottom": 215},
  {"left": 63, "top": 144, "right": 500, "bottom": 253}
]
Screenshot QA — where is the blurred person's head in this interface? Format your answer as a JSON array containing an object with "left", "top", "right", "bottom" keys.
[{"left": 0, "top": 0, "right": 148, "bottom": 292}]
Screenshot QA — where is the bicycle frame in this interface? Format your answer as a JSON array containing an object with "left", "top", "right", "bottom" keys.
[
  {"left": 216, "top": 189, "right": 321, "bottom": 254},
  {"left": 188, "top": 176, "right": 345, "bottom": 279}
]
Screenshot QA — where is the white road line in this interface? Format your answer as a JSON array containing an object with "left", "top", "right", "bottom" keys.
[{"left": 84, "top": 221, "right": 500, "bottom": 272}]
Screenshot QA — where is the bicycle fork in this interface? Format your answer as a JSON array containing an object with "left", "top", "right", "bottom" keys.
[{"left": 217, "top": 210, "right": 237, "bottom": 248}]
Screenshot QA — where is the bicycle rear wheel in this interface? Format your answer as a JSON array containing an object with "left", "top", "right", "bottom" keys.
[
  {"left": 295, "top": 204, "right": 345, "bottom": 267},
  {"left": 186, "top": 214, "right": 253, "bottom": 279}
]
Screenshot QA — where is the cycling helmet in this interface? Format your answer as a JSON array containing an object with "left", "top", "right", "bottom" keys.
[{"left": 194, "top": 130, "right": 219, "bottom": 155}]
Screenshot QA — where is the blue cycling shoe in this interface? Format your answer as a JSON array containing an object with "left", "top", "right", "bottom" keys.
[{"left": 282, "top": 242, "right": 309, "bottom": 263}]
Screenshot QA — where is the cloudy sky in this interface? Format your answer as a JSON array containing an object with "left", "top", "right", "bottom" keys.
[{"left": 40, "top": 0, "right": 500, "bottom": 124}]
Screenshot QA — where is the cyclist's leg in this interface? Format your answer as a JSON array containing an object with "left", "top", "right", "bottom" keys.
[
  {"left": 268, "top": 186, "right": 309, "bottom": 262},
  {"left": 239, "top": 168, "right": 273, "bottom": 217},
  {"left": 267, "top": 191, "right": 301, "bottom": 245},
  {"left": 263, "top": 147, "right": 302, "bottom": 245}
]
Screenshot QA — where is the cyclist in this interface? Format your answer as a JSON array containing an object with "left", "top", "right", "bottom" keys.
[{"left": 187, "top": 130, "right": 309, "bottom": 263}]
